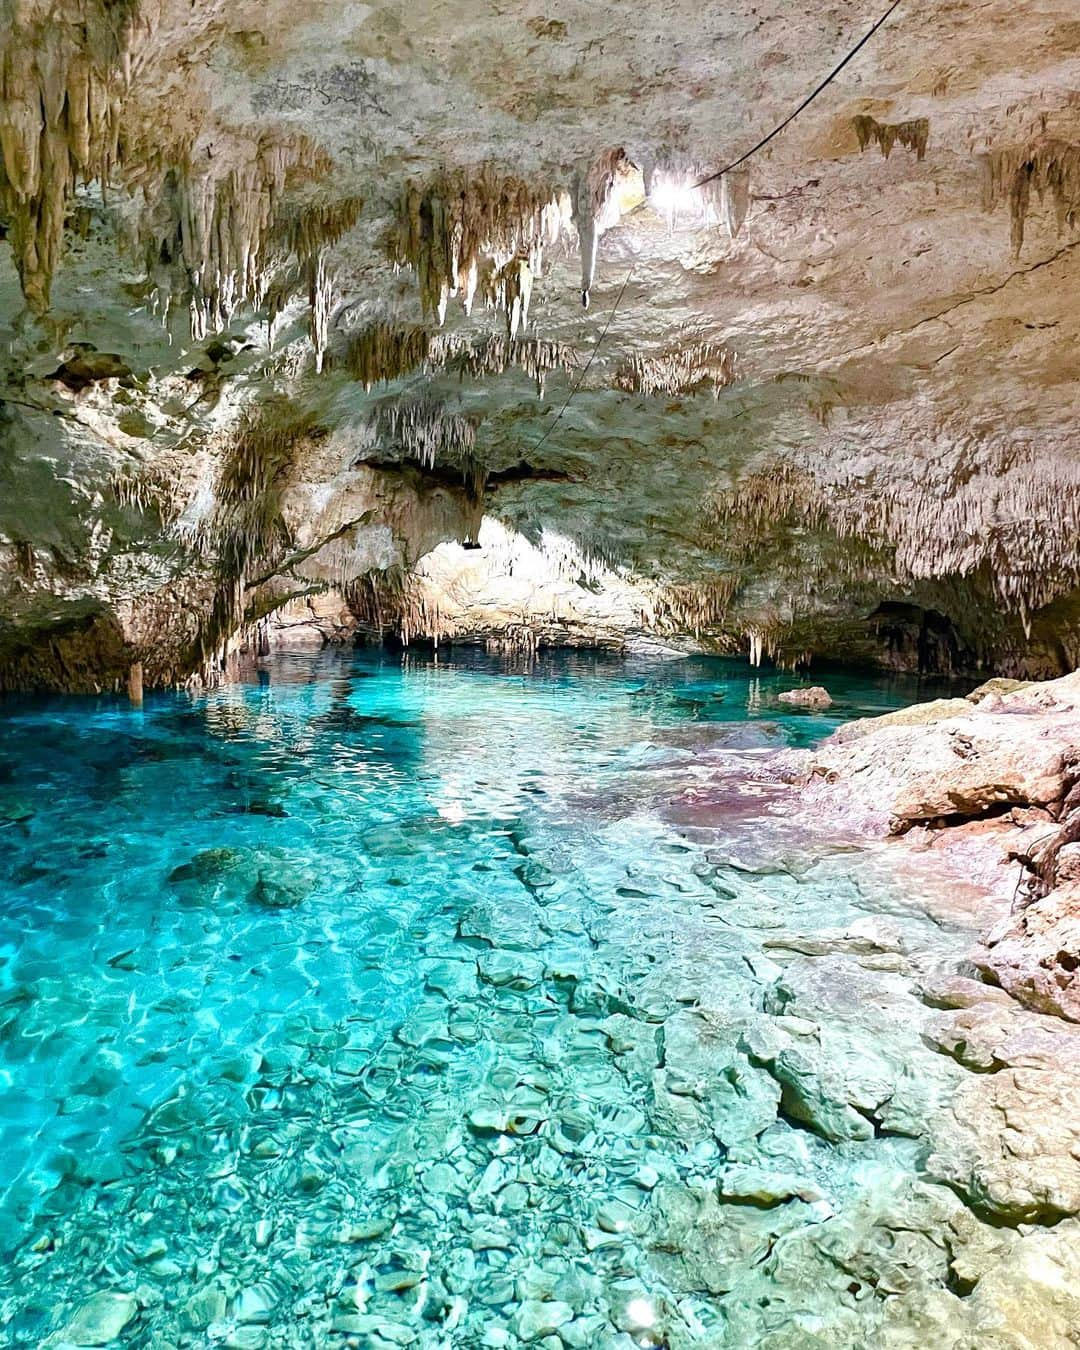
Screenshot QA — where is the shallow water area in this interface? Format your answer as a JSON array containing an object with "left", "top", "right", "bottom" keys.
[{"left": 0, "top": 649, "right": 990, "bottom": 1347}]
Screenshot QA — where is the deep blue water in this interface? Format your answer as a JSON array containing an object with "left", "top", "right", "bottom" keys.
[{"left": 0, "top": 650, "right": 974, "bottom": 1347}]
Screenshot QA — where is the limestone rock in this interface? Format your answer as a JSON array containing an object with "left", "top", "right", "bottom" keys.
[
  {"left": 926, "top": 1004, "right": 1080, "bottom": 1221},
  {"left": 977, "top": 883, "right": 1080, "bottom": 1022},
  {"left": 967, "top": 677, "right": 1035, "bottom": 704},
  {"left": 777, "top": 686, "right": 832, "bottom": 708},
  {"left": 50, "top": 1292, "right": 138, "bottom": 1346}
]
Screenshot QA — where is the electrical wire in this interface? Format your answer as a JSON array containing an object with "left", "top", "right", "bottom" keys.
[
  {"left": 529, "top": 0, "right": 905, "bottom": 454},
  {"left": 530, "top": 266, "right": 635, "bottom": 454},
  {"left": 693, "top": 0, "right": 904, "bottom": 189}
]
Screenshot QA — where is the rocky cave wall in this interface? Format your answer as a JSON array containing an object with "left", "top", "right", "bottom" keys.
[{"left": 2, "top": 0, "right": 1080, "bottom": 689}]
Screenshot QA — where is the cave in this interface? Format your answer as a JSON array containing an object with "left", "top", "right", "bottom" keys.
[{"left": 3, "top": 2, "right": 1080, "bottom": 1346}]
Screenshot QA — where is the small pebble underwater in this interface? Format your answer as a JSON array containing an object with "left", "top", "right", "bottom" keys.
[{"left": 0, "top": 648, "right": 980, "bottom": 1347}]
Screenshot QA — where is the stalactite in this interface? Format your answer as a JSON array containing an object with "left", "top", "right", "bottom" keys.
[
  {"left": 135, "top": 130, "right": 339, "bottom": 341},
  {"left": 655, "top": 576, "right": 739, "bottom": 638},
  {"left": 108, "top": 463, "right": 181, "bottom": 520},
  {"left": 307, "top": 251, "right": 331, "bottom": 373},
  {"left": 573, "top": 148, "right": 645, "bottom": 307},
  {"left": 703, "top": 446, "right": 1080, "bottom": 621},
  {"left": 613, "top": 341, "right": 738, "bottom": 398},
  {"left": 497, "top": 255, "right": 533, "bottom": 339},
  {"left": 647, "top": 161, "right": 750, "bottom": 238},
  {"left": 0, "top": 0, "right": 138, "bottom": 312},
  {"left": 347, "top": 565, "right": 453, "bottom": 648},
  {"left": 336, "top": 322, "right": 437, "bottom": 389},
  {"left": 853, "top": 115, "right": 929, "bottom": 161},
  {"left": 388, "top": 164, "right": 571, "bottom": 325},
  {"left": 719, "top": 169, "right": 751, "bottom": 238},
  {"left": 273, "top": 192, "right": 362, "bottom": 261},
  {"left": 334, "top": 323, "right": 577, "bottom": 396},
  {"left": 183, "top": 405, "right": 325, "bottom": 667},
  {"left": 981, "top": 137, "right": 1080, "bottom": 254},
  {"left": 356, "top": 398, "right": 484, "bottom": 494},
  {"left": 444, "top": 332, "right": 577, "bottom": 396}
]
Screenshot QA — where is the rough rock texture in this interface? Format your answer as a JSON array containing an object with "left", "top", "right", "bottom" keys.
[
  {"left": 786, "top": 669, "right": 1080, "bottom": 1020},
  {"left": 2, "top": 2, "right": 1080, "bottom": 686},
  {"left": 762, "top": 671, "right": 1080, "bottom": 1319}
]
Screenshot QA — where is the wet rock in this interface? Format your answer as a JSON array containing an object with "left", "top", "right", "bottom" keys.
[
  {"left": 656, "top": 1005, "right": 781, "bottom": 1146},
  {"left": 181, "top": 1285, "right": 228, "bottom": 1331},
  {"left": 927, "top": 1062, "right": 1080, "bottom": 1220},
  {"left": 46, "top": 345, "right": 133, "bottom": 391},
  {"left": 330, "top": 1312, "right": 417, "bottom": 1342},
  {"left": 234, "top": 1283, "right": 278, "bottom": 1324},
  {"left": 777, "top": 686, "right": 832, "bottom": 708},
  {"left": 477, "top": 949, "right": 545, "bottom": 989},
  {"left": 920, "top": 972, "right": 1015, "bottom": 1010},
  {"left": 771, "top": 1045, "right": 875, "bottom": 1142},
  {"left": 647, "top": 1180, "right": 812, "bottom": 1297},
  {"left": 805, "top": 673, "right": 1080, "bottom": 833},
  {"left": 50, "top": 1292, "right": 138, "bottom": 1346},
  {"left": 166, "top": 845, "right": 317, "bottom": 909},
  {"left": 829, "top": 698, "right": 973, "bottom": 745},
  {"left": 718, "top": 1164, "right": 825, "bottom": 1207},
  {"left": 763, "top": 917, "right": 906, "bottom": 958},
  {"left": 460, "top": 896, "right": 545, "bottom": 949},
  {"left": 515, "top": 1299, "right": 573, "bottom": 1340}
]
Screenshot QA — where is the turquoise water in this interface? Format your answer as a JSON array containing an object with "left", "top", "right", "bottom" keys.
[{"left": 0, "top": 651, "right": 979, "bottom": 1347}]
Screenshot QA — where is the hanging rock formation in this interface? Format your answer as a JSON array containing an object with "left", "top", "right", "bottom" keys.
[{"left": 0, "top": 0, "right": 1079, "bottom": 686}]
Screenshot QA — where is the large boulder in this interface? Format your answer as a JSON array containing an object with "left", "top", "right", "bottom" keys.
[{"left": 777, "top": 686, "right": 833, "bottom": 708}]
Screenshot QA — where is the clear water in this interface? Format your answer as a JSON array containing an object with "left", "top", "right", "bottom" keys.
[{"left": 0, "top": 650, "right": 980, "bottom": 1347}]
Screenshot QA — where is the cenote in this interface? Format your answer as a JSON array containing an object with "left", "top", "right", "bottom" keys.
[{"left": 0, "top": 650, "right": 988, "bottom": 1347}]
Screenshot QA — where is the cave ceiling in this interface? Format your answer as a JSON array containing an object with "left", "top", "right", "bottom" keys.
[{"left": 2, "top": 0, "right": 1080, "bottom": 683}]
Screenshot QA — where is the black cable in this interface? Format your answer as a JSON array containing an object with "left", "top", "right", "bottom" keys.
[
  {"left": 693, "top": 0, "right": 904, "bottom": 189},
  {"left": 529, "top": 0, "right": 904, "bottom": 453},
  {"left": 531, "top": 266, "right": 635, "bottom": 454}
]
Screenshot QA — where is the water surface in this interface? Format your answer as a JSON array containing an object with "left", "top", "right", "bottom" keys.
[{"left": 0, "top": 650, "right": 978, "bottom": 1347}]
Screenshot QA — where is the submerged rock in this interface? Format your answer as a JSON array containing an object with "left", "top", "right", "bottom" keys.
[
  {"left": 49, "top": 1292, "right": 138, "bottom": 1346},
  {"left": 167, "top": 845, "right": 318, "bottom": 909}
]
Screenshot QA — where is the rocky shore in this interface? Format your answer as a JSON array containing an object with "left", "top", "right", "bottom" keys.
[
  {"left": 784, "top": 671, "right": 1080, "bottom": 1023},
  {"left": 756, "top": 671, "right": 1080, "bottom": 1340}
]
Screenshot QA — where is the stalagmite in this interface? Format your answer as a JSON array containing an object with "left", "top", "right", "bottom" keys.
[{"left": 126, "top": 659, "right": 143, "bottom": 704}]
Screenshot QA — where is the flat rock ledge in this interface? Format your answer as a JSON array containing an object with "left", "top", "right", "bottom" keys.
[{"left": 783, "top": 669, "right": 1080, "bottom": 1022}]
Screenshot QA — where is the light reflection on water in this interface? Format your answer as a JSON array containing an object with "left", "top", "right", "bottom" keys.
[{"left": 0, "top": 649, "right": 970, "bottom": 1347}]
